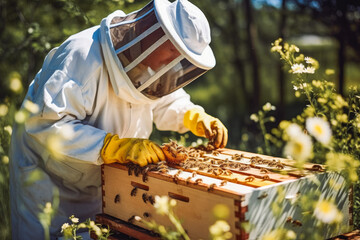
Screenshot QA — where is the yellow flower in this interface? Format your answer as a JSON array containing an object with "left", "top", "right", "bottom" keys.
[
  {"left": 314, "top": 200, "right": 339, "bottom": 223},
  {"left": 209, "top": 220, "right": 232, "bottom": 239},
  {"left": 336, "top": 114, "right": 348, "bottom": 123},
  {"left": 0, "top": 104, "right": 9, "bottom": 117},
  {"left": 325, "top": 69, "right": 335, "bottom": 75},
  {"left": 262, "top": 102, "right": 276, "bottom": 112},
  {"left": 2, "top": 156, "right": 9, "bottom": 165},
  {"left": 250, "top": 114, "right": 259, "bottom": 122},
  {"left": 334, "top": 95, "right": 348, "bottom": 108},
  {"left": 4, "top": 125, "right": 12, "bottom": 135},
  {"left": 24, "top": 100, "right": 40, "bottom": 114},
  {"left": 262, "top": 229, "right": 296, "bottom": 240},
  {"left": 10, "top": 76, "right": 23, "bottom": 93},
  {"left": 306, "top": 117, "right": 332, "bottom": 145},
  {"left": 14, "top": 110, "right": 27, "bottom": 123}
]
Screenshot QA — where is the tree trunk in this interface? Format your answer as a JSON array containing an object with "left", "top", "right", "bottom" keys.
[
  {"left": 277, "top": 0, "right": 287, "bottom": 119},
  {"left": 228, "top": 1, "right": 247, "bottom": 140},
  {"left": 244, "top": 0, "right": 260, "bottom": 111},
  {"left": 336, "top": 0, "right": 347, "bottom": 96}
]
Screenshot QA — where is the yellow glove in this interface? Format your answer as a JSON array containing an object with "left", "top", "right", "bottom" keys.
[
  {"left": 101, "top": 134, "right": 165, "bottom": 167},
  {"left": 183, "top": 108, "right": 228, "bottom": 149}
]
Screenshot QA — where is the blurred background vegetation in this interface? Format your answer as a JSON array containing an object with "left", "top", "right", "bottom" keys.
[{"left": 1, "top": 0, "right": 359, "bottom": 239}]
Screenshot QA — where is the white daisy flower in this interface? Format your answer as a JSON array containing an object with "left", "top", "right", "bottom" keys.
[
  {"left": 314, "top": 200, "right": 339, "bottom": 223},
  {"left": 291, "top": 63, "right": 305, "bottom": 74},
  {"left": 71, "top": 217, "right": 79, "bottom": 224},
  {"left": 304, "top": 56, "right": 315, "bottom": 64},
  {"left": 250, "top": 114, "right": 259, "bottom": 122},
  {"left": 154, "top": 195, "right": 170, "bottom": 215},
  {"left": 61, "top": 223, "right": 70, "bottom": 232},
  {"left": 284, "top": 132, "right": 312, "bottom": 161},
  {"left": 306, "top": 117, "right": 332, "bottom": 145},
  {"left": 286, "top": 123, "right": 303, "bottom": 139},
  {"left": 304, "top": 67, "right": 315, "bottom": 74}
]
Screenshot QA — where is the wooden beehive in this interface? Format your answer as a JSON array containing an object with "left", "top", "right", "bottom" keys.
[{"left": 101, "top": 148, "right": 351, "bottom": 240}]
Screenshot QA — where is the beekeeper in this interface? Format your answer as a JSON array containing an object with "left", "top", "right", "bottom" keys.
[{"left": 9, "top": 0, "right": 228, "bottom": 239}]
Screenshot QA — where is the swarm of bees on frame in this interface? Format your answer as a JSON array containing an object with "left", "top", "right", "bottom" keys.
[{"left": 125, "top": 140, "right": 324, "bottom": 191}]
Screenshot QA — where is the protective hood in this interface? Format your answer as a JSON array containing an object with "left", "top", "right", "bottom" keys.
[{"left": 100, "top": 0, "right": 215, "bottom": 104}]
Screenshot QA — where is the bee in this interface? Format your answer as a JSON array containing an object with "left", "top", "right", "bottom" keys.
[
  {"left": 245, "top": 176, "right": 255, "bottom": 182},
  {"left": 250, "top": 158, "right": 258, "bottom": 164},
  {"left": 185, "top": 176, "right": 192, "bottom": 185},
  {"left": 142, "top": 193, "right": 148, "bottom": 203},
  {"left": 128, "top": 215, "right": 136, "bottom": 223},
  {"left": 134, "top": 166, "right": 141, "bottom": 176},
  {"left": 224, "top": 170, "right": 232, "bottom": 176},
  {"left": 127, "top": 164, "right": 135, "bottom": 176},
  {"left": 159, "top": 168, "right": 169, "bottom": 174},
  {"left": 173, "top": 174, "right": 180, "bottom": 184},
  {"left": 292, "top": 220, "right": 302, "bottom": 227},
  {"left": 207, "top": 183, "right": 217, "bottom": 192},
  {"left": 220, "top": 180, "right": 228, "bottom": 186},
  {"left": 142, "top": 173, "right": 148, "bottom": 183},
  {"left": 141, "top": 166, "right": 149, "bottom": 175},
  {"left": 268, "top": 160, "right": 277, "bottom": 167},
  {"left": 130, "top": 187, "right": 137, "bottom": 196},
  {"left": 262, "top": 159, "right": 270, "bottom": 165},
  {"left": 262, "top": 175, "right": 270, "bottom": 180},
  {"left": 195, "top": 178, "right": 203, "bottom": 184},
  {"left": 286, "top": 216, "right": 293, "bottom": 223},
  {"left": 232, "top": 153, "right": 243, "bottom": 160},
  {"left": 212, "top": 150, "right": 220, "bottom": 156},
  {"left": 143, "top": 212, "right": 151, "bottom": 218},
  {"left": 192, "top": 171, "right": 197, "bottom": 178},
  {"left": 311, "top": 164, "right": 324, "bottom": 172},
  {"left": 239, "top": 164, "right": 250, "bottom": 171},
  {"left": 158, "top": 161, "right": 167, "bottom": 166},
  {"left": 219, "top": 163, "right": 229, "bottom": 168},
  {"left": 249, "top": 163, "right": 257, "bottom": 168},
  {"left": 213, "top": 168, "right": 222, "bottom": 176},
  {"left": 276, "top": 162, "right": 285, "bottom": 170},
  {"left": 114, "top": 194, "right": 120, "bottom": 203},
  {"left": 260, "top": 168, "right": 269, "bottom": 174},
  {"left": 198, "top": 163, "right": 207, "bottom": 170},
  {"left": 257, "top": 192, "right": 268, "bottom": 199},
  {"left": 148, "top": 195, "right": 155, "bottom": 205}
]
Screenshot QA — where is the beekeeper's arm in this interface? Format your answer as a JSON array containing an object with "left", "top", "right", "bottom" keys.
[
  {"left": 26, "top": 69, "right": 162, "bottom": 168},
  {"left": 152, "top": 89, "right": 228, "bottom": 148}
]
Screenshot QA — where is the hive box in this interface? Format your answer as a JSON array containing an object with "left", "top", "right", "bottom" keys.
[{"left": 101, "top": 149, "right": 351, "bottom": 240}]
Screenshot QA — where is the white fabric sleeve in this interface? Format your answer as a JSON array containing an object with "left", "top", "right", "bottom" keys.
[
  {"left": 152, "top": 88, "right": 203, "bottom": 133},
  {"left": 24, "top": 69, "right": 107, "bottom": 165}
]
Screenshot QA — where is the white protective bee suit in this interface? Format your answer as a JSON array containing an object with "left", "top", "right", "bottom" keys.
[{"left": 9, "top": 0, "right": 215, "bottom": 239}]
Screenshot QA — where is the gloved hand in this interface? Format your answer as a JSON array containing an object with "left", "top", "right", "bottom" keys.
[
  {"left": 101, "top": 134, "right": 165, "bottom": 167},
  {"left": 183, "top": 108, "right": 228, "bottom": 148}
]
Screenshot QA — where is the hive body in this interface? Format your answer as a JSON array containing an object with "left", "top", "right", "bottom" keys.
[{"left": 101, "top": 148, "right": 351, "bottom": 240}]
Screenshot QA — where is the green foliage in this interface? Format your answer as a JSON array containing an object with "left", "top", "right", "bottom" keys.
[{"left": 61, "top": 215, "right": 110, "bottom": 240}]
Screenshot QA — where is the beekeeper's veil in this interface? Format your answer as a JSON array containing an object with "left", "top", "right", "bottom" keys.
[{"left": 100, "top": 0, "right": 215, "bottom": 102}]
